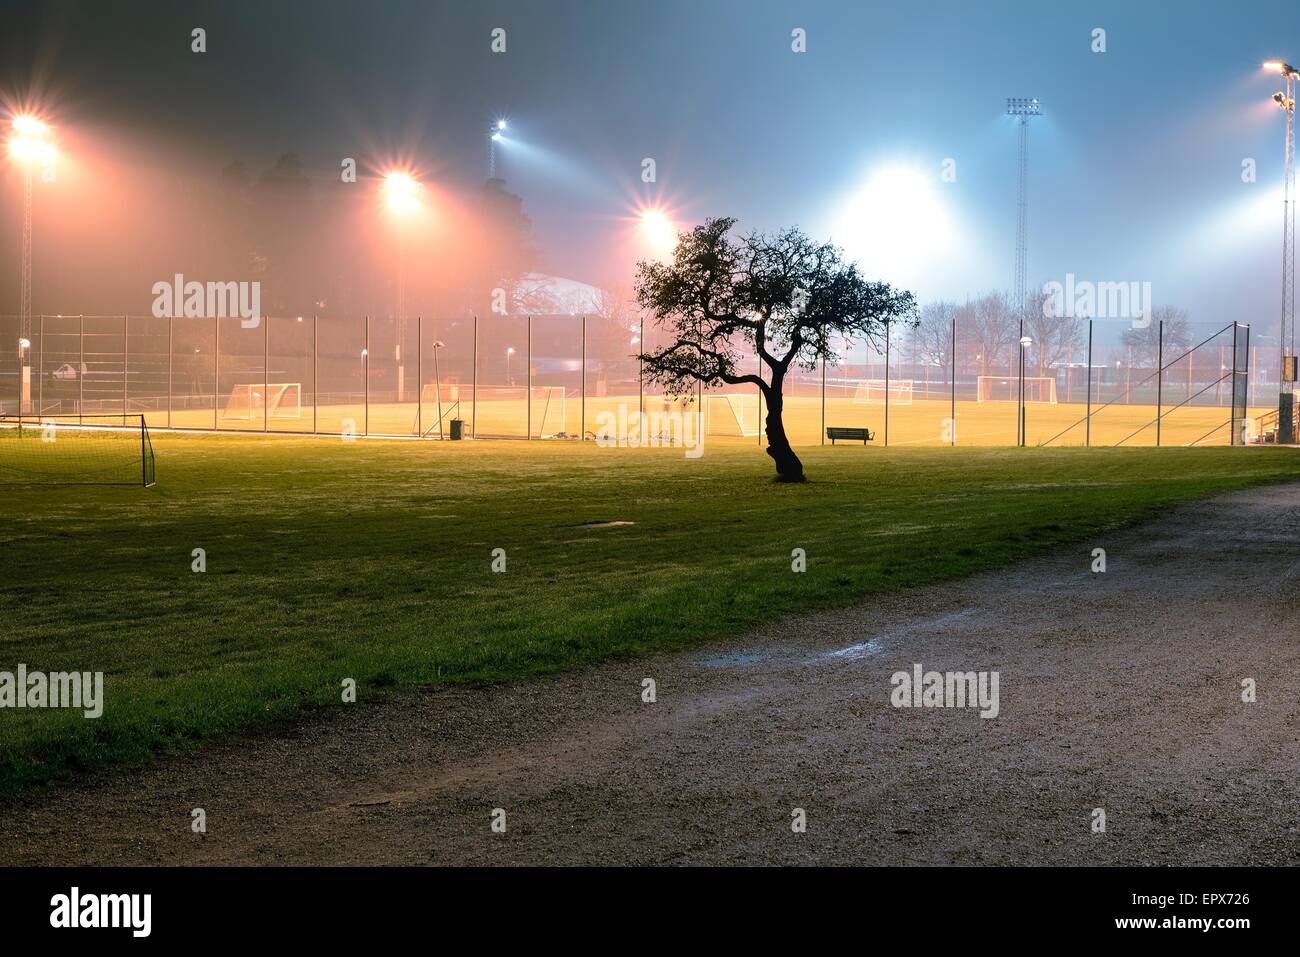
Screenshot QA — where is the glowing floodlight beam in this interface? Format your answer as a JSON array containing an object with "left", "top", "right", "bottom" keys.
[
  {"left": 833, "top": 167, "right": 952, "bottom": 282},
  {"left": 7, "top": 115, "right": 56, "bottom": 165},
  {"left": 1264, "top": 61, "right": 1299, "bottom": 77},
  {"left": 487, "top": 120, "right": 510, "bottom": 177},
  {"left": 383, "top": 172, "right": 421, "bottom": 214},
  {"left": 637, "top": 207, "right": 677, "bottom": 260}
]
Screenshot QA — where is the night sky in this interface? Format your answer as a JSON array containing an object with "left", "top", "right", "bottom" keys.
[{"left": 2, "top": 0, "right": 1298, "bottom": 335}]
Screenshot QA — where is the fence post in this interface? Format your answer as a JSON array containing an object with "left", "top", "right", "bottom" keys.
[
  {"left": 312, "top": 316, "right": 318, "bottom": 434},
  {"left": 167, "top": 316, "right": 173, "bottom": 430},
  {"left": 581, "top": 315, "right": 587, "bottom": 441},
  {"left": 1017, "top": 315, "right": 1025, "bottom": 446},
  {"left": 1085, "top": 320, "right": 1093, "bottom": 447},
  {"left": 364, "top": 315, "right": 369, "bottom": 436},
  {"left": 1230, "top": 321, "right": 1239, "bottom": 446},
  {"left": 1242, "top": 323, "right": 1251, "bottom": 444},
  {"left": 37, "top": 314, "right": 43, "bottom": 416},
  {"left": 213, "top": 316, "right": 219, "bottom": 430},
  {"left": 638, "top": 316, "right": 644, "bottom": 443},
  {"left": 123, "top": 315, "right": 128, "bottom": 415},
  {"left": 472, "top": 314, "right": 478, "bottom": 439},
  {"left": 1155, "top": 319, "right": 1163, "bottom": 447},
  {"left": 79, "top": 315, "right": 84, "bottom": 424},
  {"left": 263, "top": 314, "right": 270, "bottom": 433},
  {"left": 820, "top": 354, "right": 825, "bottom": 445},
  {"left": 417, "top": 317, "right": 423, "bottom": 438},
  {"left": 527, "top": 315, "right": 533, "bottom": 440},
  {"left": 950, "top": 317, "right": 956, "bottom": 446},
  {"left": 884, "top": 321, "right": 890, "bottom": 447}
]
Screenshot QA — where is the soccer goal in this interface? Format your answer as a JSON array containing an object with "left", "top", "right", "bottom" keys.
[
  {"left": 530, "top": 386, "right": 567, "bottom": 438},
  {"left": 224, "top": 383, "right": 302, "bottom": 420},
  {"left": 705, "top": 393, "right": 762, "bottom": 436},
  {"left": 852, "top": 379, "right": 914, "bottom": 405},
  {"left": 976, "top": 375, "right": 1058, "bottom": 403},
  {"left": 0, "top": 414, "right": 155, "bottom": 487}
]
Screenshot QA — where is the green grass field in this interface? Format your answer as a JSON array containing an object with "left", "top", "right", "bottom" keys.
[{"left": 2, "top": 433, "right": 1298, "bottom": 799}]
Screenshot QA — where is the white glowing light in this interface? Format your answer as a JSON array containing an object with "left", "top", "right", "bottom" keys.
[
  {"left": 383, "top": 172, "right": 421, "bottom": 214},
  {"left": 833, "top": 166, "right": 952, "bottom": 281},
  {"left": 638, "top": 208, "right": 677, "bottom": 260}
]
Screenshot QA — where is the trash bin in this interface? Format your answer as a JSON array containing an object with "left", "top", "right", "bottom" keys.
[{"left": 449, "top": 418, "right": 464, "bottom": 440}]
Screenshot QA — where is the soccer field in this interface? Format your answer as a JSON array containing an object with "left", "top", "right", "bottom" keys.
[
  {"left": 2, "top": 434, "right": 1297, "bottom": 797},
  {"left": 141, "top": 390, "right": 1265, "bottom": 448}
]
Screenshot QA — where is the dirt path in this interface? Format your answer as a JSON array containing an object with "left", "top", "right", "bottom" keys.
[{"left": 5, "top": 483, "right": 1300, "bottom": 866}]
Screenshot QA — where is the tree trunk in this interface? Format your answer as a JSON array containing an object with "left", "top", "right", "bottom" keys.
[{"left": 763, "top": 388, "right": 805, "bottom": 482}]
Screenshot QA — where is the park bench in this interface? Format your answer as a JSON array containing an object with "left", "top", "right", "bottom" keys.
[{"left": 826, "top": 426, "right": 874, "bottom": 445}]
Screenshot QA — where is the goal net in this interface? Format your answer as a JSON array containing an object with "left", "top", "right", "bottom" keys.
[
  {"left": 976, "top": 375, "right": 1058, "bottom": 403},
  {"left": 706, "top": 393, "right": 761, "bottom": 436},
  {"left": 852, "top": 378, "right": 914, "bottom": 405},
  {"left": 529, "top": 386, "right": 567, "bottom": 437},
  {"left": 0, "top": 414, "right": 155, "bottom": 487},
  {"left": 224, "top": 383, "right": 302, "bottom": 420}
]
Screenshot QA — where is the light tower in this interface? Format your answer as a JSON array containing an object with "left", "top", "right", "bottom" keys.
[
  {"left": 488, "top": 119, "right": 506, "bottom": 179},
  {"left": 383, "top": 172, "right": 421, "bottom": 401},
  {"left": 1264, "top": 61, "right": 1298, "bottom": 442},
  {"left": 1008, "top": 98, "right": 1040, "bottom": 449},
  {"left": 1008, "top": 97, "right": 1040, "bottom": 323},
  {"left": 7, "top": 115, "right": 56, "bottom": 414}
]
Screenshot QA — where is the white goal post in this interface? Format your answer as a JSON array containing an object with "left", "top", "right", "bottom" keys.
[
  {"left": 224, "top": 383, "right": 302, "bottom": 419},
  {"left": 976, "top": 375, "right": 1058, "bottom": 403},
  {"left": 705, "top": 393, "right": 761, "bottom": 437},
  {"left": 852, "top": 378, "right": 914, "bottom": 405}
]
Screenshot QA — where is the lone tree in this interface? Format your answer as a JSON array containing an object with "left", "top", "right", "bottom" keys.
[{"left": 634, "top": 217, "right": 918, "bottom": 482}]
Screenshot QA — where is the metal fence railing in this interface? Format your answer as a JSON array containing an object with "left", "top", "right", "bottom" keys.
[{"left": 0, "top": 314, "right": 1271, "bottom": 447}]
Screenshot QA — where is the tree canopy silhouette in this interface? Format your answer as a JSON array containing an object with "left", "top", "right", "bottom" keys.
[{"left": 634, "top": 217, "right": 918, "bottom": 481}]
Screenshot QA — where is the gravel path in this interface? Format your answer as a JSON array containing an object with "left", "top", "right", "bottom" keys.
[{"left": 4, "top": 482, "right": 1300, "bottom": 866}]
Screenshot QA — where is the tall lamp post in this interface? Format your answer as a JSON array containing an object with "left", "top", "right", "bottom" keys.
[
  {"left": 1265, "top": 61, "right": 1298, "bottom": 442},
  {"left": 383, "top": 172, "right": 420, "bottom": 402},
  {"left": 488, "top": 120, "right": 506, "bottom": 179},
  {"left": 431, "top": 339, "right": 445, "bottom": 439},
  {"left": 7, "top": 115, "right": 57, "bottom": 415},
  {"left": 1005, "top": 98, "right": 1041, "bottom": 326}
]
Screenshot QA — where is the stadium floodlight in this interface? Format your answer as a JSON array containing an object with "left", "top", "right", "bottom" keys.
[
  {"left": 488, "top": 119, "right": 509, "bottom": 177},
  {"left": 383, "top": 172, "right": 420, "bottom": 214},
  {"left": 1265, "top": 60, "right": 1299, "bottom": 439},
  {"left": 506, "top": 345, "right": 516, "bottom": 384},
  {"left": 1005, "top": 96, "right": 1041, "bottom": 328},
  {"left": 7, "top": 113, "right": 57, "bottom": 415},
  {"left": 383, "top": 171, "right": 421, "bottom": 399}
]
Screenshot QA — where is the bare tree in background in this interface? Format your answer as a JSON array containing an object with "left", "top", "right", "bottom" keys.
[
  {"left": 1122, "top": 306, "right": 1191, "bottom": 370},
  {"left": 964, "top": 291, "right": 1018, "bottom": 376},
  {"left": 1025, "top": 291, "right": 1085, "bottom": 375},
  {"left": 917, "top": 300, "right": 957, "bottom": 389}
]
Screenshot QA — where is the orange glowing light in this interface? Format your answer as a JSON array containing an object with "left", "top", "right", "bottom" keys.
[
  {"left": 384, "top": 172, "right": 421, "bottom": 213},
  {"left": 7, "top": 114, "right": 56, "bottom": 165}
]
